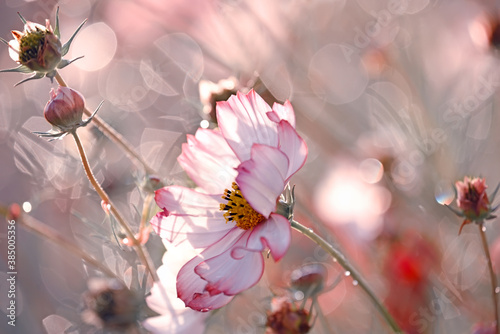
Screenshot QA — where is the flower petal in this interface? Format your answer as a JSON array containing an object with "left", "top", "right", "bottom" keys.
[
  {"left": 152, "top": 186, "right": 233, "bottom": 247},
  {"left": 217, "top": 90, "right": 278, "bottom": 162},
  {"left": 144, "top": 266, "right": 208, "bottom": 333},
  {"left": 155, "top": 186, "right": 222, "bottom": 216},
  {"left": 277, "top": 120, "right": 308, "bottom": 181},
  {"left": 177, "top": 228, "right": 244, "bottom": 311},
  {"left": 8, "top": 39, "right": 20, "bottom": 62},
  {"left": 151, "top": 211, "right": 233, "bottom": 248},
  {"left": 236, "top": 144, "right": 288, "bottom": 217},
  {"left": 247, "top": 213, "right": 291, "bottom": 261},
  {"left": 195, "top": 230, "right": 264, "bottom": 296},
  {"left": 267, "top": 100, "right": 296, "bottom": 128},
  {"left": 177, "top": 129, "right": 238, "bottom": 194}
]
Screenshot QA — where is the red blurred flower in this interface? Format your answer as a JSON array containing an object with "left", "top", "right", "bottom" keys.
[{"left": 150, "top": 89, "right": 307, "bottom": 311}]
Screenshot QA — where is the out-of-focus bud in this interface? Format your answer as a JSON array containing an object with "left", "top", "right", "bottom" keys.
[
  {"left": 10, "top": 20, "right": 61, "bottom": 73},
  {"left": 199, "top": 77, "right": 238, "bottom": 125},
  {"left": 81, "top": 278, "right": 140, "bottom": 331},
  {"left": 143, "top": 175, "right": 165, "bottom": 194},
  {"left": 471, "top": 323, "right": 496, "bottom": 334},
  {"left": 44, "top": 86, "right": 85, "bottom": 130},
  {"left": 290, "top": 263, "right": 327, "bottom": 299},
  {"left": 265, "top": 296, "right": 311, "bottom": 334}
]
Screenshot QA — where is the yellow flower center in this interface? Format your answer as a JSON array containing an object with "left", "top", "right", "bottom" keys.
[
  {"left": 220, "top": 182, "right": 266, "bottom": 230},
  {"left": 16, "top": 28, "right": 47, "bottom": 64}
]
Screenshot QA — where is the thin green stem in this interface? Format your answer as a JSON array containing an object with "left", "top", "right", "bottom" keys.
[
  {"left": 291, "top": 220, "right": 402, "bottom": 333},
  {"left": 54, "top": 71, "right": 156, "bottom": 175},
  {"left": 479, "top": 223, "right": 500, "bottom": 334},
  {"left": 71, "top": 130, "right": 158, "bottom": 282}
]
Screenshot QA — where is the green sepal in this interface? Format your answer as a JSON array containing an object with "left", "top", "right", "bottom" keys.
[
  {"left": 57, "top": 56, "right": 84, "bottom": 69},
  {"left": 14, "top": 72, "right": 45, "bottom": 86},
  {"left": 0, "top": 65, "right": 32, "bottom": 74},
  {"left": 61, "top": 18, "right": 87, "bottom": 57},
  {"left": 54, "top": 7, "right": 60, "bottom": 39}
]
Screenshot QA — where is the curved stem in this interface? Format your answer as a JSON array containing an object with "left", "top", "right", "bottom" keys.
[
  {"left": 479, "top": 223, "right": 500, "bottom": 334},
  {"left": 54, "top": 71, "right": 156, "bottom": 175},
  {"left": 71, "top": 130, "right": 158, "bottom": 282},
  {"left": 12, "top": 211, "right": 125, "bottom": 284},
  {"left": 291, "top": 220, "right": 402, "bottom": 333}
]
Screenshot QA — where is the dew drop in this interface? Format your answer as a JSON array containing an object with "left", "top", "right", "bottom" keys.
[
  {"left": 352, "top": 280, "right": 358, "bottom": 286},
  {"left": 308, "top": 228, "right": 314, "bottom": 233},
  {"left": 200, "top": 120, "right": 209, "bottom": 129},
  {"left": 482, "top": 226, "right": 487, "bottom": 232},
  {"left": 22, "top": 201, "right": 32, "bottom": 213},
  {"left": 294, "top": 290, "right": 305, "bottom": 301},
  {"left": 495, "top": 287, "right": 500, "bottom": 294},
  {"left": 434, "top": 181, "right": 455, "bottom": 205},
  {"left": 344, "top": 271, "right": 351, "bottom": 277}
]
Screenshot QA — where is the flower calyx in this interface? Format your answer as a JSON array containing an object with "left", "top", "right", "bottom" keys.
[
  {"left": 0, "top": 7, "right": 86, "bottom": 86},
  {"left": 276, "top": 184, "right": 296, "bottom": 222}
]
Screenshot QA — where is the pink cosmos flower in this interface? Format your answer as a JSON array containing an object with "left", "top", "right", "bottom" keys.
[{"left": 150, "top": 89, "right": 307, "bottom": 311}]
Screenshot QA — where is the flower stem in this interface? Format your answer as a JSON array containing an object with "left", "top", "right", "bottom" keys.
[
  {"left": 54, "top": 71, "right": 156, "bottom": 175},
  {"left": 290, "top": 220, "right": 402, "bottom": 333},
  {"left": 71, "top": 130, "right": 158, "bottom": 282},
  {"left": 6, "top": 208, "right": 124, "bottom": 284},
  {"left": 479, "top": 223, "right": 500, "bottom": 334}
]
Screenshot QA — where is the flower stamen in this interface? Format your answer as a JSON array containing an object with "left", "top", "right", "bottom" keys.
[{"left": 220, "top": 182, "right": 265, "bottom": 230}]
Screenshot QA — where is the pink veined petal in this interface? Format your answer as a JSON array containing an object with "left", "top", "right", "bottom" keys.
[
  {"left": 155, "top": 186, "right": 222, "bottom": 216},
  {"left": 236, "top": 144, "right": 289, "bottom": 217},
  {"left": 152, "top": 186, "right": 233, "bottom": 247},
  {"left": 217, "top": 89, "right": 278, "bottom": 162},
  {"left": 194, "top": 230, "right": 264, "bottom": 296},
  {"left": 266, "top": 100, "right": 296, "bottom": 128},
  {"left": 177, "top": 128, "right": 238, "bottom": 194},
  {"left": 277, "top": 120, "right": 308, "bottom": 182},
  {"left": 151, "top": 212, "right": 233, "bottom": 248},
  {"left": 247, "top": 213, "right": 291, "bottom": 261},
  {"left": 8, "top": 40, "right": 20, "bottom": 61},
  {"left": 177, "top": 228, "right": 244, "bottom": 311}
]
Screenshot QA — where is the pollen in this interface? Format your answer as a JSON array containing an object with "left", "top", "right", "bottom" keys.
[
  {"left": 17, "top": 28, "right": 47, "bottom": 63},
  {"left": 220, "top": 182, "right": 265, "bottom": 230}
]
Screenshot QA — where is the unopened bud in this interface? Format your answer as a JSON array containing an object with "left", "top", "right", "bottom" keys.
[
  {"left": 290, "top": 263, "right": 327, "bottom": 299},
  {"left": 44, "top": 86, "right": 85, "bottom": 131},
  {"left": 81, "top": 278, "right": 140, "bottom": 330}
]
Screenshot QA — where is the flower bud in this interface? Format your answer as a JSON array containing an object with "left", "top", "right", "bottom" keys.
[
  {"left": 81, "top": 278, "right": 140, "bottom": 330},
  {"left": 266, "top": 297, "right": 311, "bottom": 334},
  {"left": 11, "top": 20, "right": 62, "bottom": 73},
  {"left": 290, "top": 263, "right": 327, "bottom": 299},
  {"left": 452, "top": 176, "right": 498, "bottom": 234},
  {"left": 44, "top": 86, "right": 85, "bottom": 131}
]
